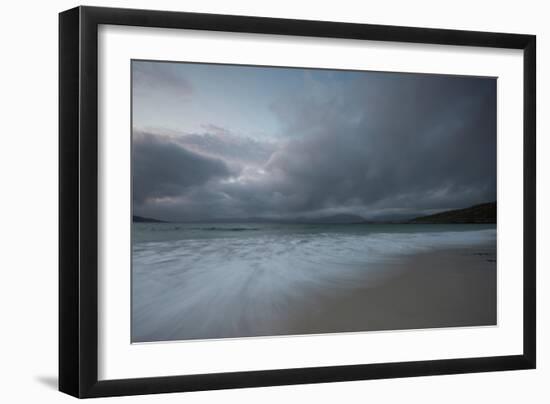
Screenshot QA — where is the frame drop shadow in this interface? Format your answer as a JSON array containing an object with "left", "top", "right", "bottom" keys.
[{"left": 36, "top": 375, "right": 58, "bottom": 390}]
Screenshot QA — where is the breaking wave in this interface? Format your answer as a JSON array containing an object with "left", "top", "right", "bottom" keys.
[{"left": 131, "top": 225, "right": 495, "bottom": 342}]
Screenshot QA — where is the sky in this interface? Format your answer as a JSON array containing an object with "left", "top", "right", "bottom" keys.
[{"left": 132, "top": 60, "right": 496, "bottom": 222}]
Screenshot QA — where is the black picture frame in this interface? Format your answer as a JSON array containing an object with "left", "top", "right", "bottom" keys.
[{"left": 59, "top": 5, "right": 536, "bottom": 398}]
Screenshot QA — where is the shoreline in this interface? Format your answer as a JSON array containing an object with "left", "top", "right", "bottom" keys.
[{"left": 133, "top": 242, "right": 496, "bottom": 342}]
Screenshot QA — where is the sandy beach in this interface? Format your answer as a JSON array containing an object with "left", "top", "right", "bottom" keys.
[
  {"left": 285, "top": 243, "right": 497, "bottom": 336},
  {"left": 132, "top": 228, "right": 496, "bottom": 342}
]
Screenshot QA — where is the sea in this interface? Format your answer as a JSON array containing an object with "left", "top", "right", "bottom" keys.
[{"left": 132, "top": 222, "right": 496, "bottom": 342}]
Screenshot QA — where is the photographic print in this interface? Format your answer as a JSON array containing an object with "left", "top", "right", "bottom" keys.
[{"left": 131, "top": 60, "right": 497, "bottom": 343}]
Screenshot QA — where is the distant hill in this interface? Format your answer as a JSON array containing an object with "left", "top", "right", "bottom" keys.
[
  {"left": 132, "top": 215, "right": 165, "bottom": 223},
  {"left": 409, "top": 202, "right": 496, "bottom": 224},
  {"left": 134, "top": 205, "right": 496, "bottom": 225},
  {"left": 298, "top": 213, "right": 366, "bottom": 224},
  {"left": 175, "top": 214, "right": 366, "bottom": 224}
]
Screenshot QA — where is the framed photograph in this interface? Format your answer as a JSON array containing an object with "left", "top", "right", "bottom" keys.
[{"left": 59, "top": 6, "right": 536, "bottom": 398}]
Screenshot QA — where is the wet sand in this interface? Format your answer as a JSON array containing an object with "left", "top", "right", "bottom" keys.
[
  {"left": 285, "top": 244, "right": 497, "bottom": 335},
  {"left": 134, "top": 242, "right": 496, "bottom": 342}
]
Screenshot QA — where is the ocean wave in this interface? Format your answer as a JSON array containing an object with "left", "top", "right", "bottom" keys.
[
  {"left": 132, "top": 228, "right": 495, "bottom": 341},
  {"left": 190, "top": 227, "right": 260, "bottom": 232}
]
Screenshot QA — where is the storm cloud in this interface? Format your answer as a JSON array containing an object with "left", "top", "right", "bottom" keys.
[
  {"left": 132, "top": 62, "right": 496, "bottom": 222},
  {"left": 132, "top": 131, "right": 231, "bottom": 204}
]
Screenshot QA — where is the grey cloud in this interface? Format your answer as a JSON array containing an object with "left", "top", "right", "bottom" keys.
[
  {"left": 260, "top": 74, "right": 496, "bottom": 217},
  {"left": 173, "top": 131, "right": 276, "bottom": 167},
  {"left": 132, "top": 131, "right": 231, "bottom": 205},
  {"left": 134, "top": 72, "right": 496, "bottom": 222},
  {"left": 200, "top": 123, "right": 231, "bottom": 136}
]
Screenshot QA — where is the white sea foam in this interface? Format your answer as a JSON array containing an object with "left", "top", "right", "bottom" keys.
[{"left": 132, "top": 227, "right": 496, "bottom": 342}]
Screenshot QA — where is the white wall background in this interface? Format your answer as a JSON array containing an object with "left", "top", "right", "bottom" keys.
[{"left": 0, "top": 0, "right": 546, "bottom": 402}]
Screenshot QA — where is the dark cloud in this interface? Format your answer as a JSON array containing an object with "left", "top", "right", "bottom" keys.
[
  {"left": 132, "top": 131, "right": 231, "bottom": 205},
  {"left": 133, "top": 71, "right": 496, "bottom": 222},
  {"left": 262, "top": 74, "right": 496, "bottom": 217},
  {"left": 173, "top": 131, "right": 276, "bottom": 168}
]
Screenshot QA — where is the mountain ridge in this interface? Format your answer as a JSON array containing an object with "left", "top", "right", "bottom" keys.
[
  {"left": 132, "top": 202, "right": 496, "bottom": 224},
  {"left": 133, "top": 215, "right": 166, "bottom": 223},
  {"left": 408, "top": 202, "right": 496, "bottom": 224}
]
